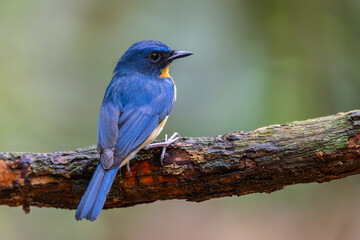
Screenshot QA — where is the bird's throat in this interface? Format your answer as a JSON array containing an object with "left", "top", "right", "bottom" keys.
[{"left": 159, "top": 65, "right": 171, "bottom": 78}]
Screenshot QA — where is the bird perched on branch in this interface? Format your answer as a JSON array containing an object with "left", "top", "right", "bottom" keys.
[{"left": 75, "top": 40, "right": 192, "bottom": 221}]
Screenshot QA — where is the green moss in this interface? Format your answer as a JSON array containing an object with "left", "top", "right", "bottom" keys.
[
  {"left": 314, "top": 119, "right": 352, "bottom": 153},
  {"left": 256, "top": 127, "right": 278, "bottom": 137}
]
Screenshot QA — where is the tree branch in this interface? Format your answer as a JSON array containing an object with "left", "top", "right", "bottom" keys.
[{"left": 1, "top": 110, "right": 360, "bottom": 213}]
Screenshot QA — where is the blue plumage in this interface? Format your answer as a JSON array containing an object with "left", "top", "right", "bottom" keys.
[{"left": 75, "top": 40, "right": 192, "bottom": 221}]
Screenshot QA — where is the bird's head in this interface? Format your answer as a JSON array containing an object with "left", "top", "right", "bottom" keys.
[{"left": 114, "top": 40, "right": 193, "bottom": 78}]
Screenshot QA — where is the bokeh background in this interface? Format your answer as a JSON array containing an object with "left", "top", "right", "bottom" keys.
[{"left": 1, "top": 0, "right": 360, "bottom": 239}]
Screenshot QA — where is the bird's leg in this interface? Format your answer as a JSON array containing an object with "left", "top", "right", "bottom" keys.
[{"left": 145, "top": 132, "right": 179, "bottom": 165}]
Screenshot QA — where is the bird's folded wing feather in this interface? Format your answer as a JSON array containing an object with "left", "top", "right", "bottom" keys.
[{"left": 114, "top": 108, "right": 161, "bottom": 161}]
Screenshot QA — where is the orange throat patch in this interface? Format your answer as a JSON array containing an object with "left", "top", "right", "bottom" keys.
[{"left": 159, "top": 65, "right": 171, "bottom": 78}]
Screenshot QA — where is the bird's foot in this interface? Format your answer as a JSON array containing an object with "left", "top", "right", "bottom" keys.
[{"left": 145, "top": 132, "right": 179, "bottom": 165}]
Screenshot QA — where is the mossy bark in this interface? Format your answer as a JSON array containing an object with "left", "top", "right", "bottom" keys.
[{"left": 1, "top": 110, "right": 360, "bottom": 213}]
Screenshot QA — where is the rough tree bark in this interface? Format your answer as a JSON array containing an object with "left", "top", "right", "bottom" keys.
[{"left": 1, "top": 110, "right": 360, "bottom": 213}]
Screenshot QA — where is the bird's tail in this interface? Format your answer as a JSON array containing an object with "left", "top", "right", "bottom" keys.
[{"left": 75, "top": 163, "right": 120, "bottom": 221}]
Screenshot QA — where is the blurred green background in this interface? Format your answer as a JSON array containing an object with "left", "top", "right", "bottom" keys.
[{"left": 0, "top": 0, "right": 360, "bottom": 239}]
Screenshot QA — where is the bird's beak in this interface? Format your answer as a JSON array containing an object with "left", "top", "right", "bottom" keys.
[{"left": 167, "top": 51, "right": 193, "bottom": 61}]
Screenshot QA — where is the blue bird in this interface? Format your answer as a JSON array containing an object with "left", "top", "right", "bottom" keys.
[{"left": 75, "top": 40, "right": 192, "bottom": 221}]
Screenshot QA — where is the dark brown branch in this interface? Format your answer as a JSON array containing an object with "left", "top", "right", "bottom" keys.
[{"left": 1, "top": 110, "right": 360, "bottom": 213}]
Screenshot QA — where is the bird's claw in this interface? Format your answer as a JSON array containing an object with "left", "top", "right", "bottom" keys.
[
  {"left": 126, "top": 161, "right": 132, "bottom": 176},
  {"left": 145, "top": 132, "right": 179, "bottom": 165}
]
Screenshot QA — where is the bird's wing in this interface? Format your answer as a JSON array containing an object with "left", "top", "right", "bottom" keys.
[
  {"left": 115, "top": 107, "right": 160, "bottom": 157},
  {"left": 113, "top": 93, "right": 174, "bottom": 167}
]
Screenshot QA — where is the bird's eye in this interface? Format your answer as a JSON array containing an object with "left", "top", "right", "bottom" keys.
[{"left": 149, "top": 52, "right": 161, "bottom": 62}]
